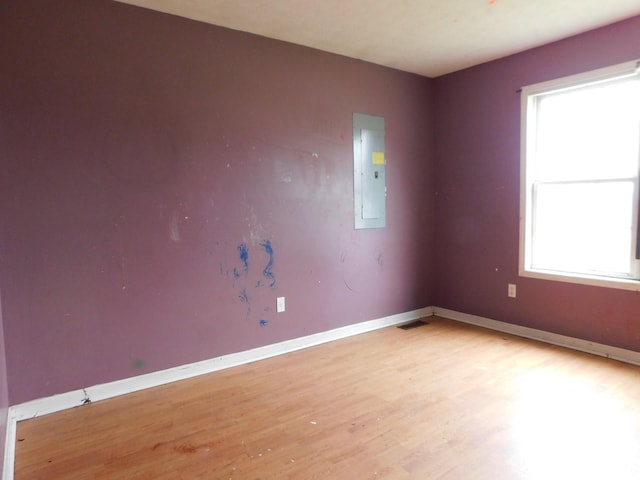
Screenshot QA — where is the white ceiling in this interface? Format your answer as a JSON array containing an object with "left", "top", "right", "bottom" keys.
[{"left": 115, "top": 0, "right": 640, "bottom": 78}]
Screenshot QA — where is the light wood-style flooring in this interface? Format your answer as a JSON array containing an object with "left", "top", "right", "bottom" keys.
[{"left": 14, "top": 316, "right": 640, "bottom": 479}]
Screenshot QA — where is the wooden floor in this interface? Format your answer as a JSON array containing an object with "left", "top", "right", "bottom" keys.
[{"left": 14, "top": 316, "right": 640, "bottom": 479}]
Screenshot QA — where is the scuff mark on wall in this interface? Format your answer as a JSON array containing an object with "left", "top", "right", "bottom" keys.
[
  {"left": 239, "top": 289, "right": 249, "bottom": 304},
  {"left": 169, "top": 211, "right": 181, "bottom": 242},
  {"left": 219, "top": 262, "right": 230, "bottom": 280},
  {"left": 238, "top": 288, "right": 251, "bottom": 318},
  {"left": 246, "top": 205, "right": 265, "bottom": 244},
  {"left": 131, "top": 358, "right": 145, "bottom": 369}
]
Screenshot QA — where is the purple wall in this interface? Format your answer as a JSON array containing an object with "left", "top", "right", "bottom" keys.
[
  {"left": 0, "top": 294, "right": 9, "bottom": 475},
  {"left": 4, "top": 0, "right": 637, "bottom": 414},
  {"left": 434, "top": 16, "right": 640, "bottom": 351},
  {"left": 0, "top": 0, "right": 435, "bottom": 404}
]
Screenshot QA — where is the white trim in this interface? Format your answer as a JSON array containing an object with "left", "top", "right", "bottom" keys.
[
  {"left": 520, "top": 59, "right": 639, "bottom": 97},
  {"left": 2, "top": 307, "right": 433, "bottom": 480},
  {"left": 433, "top": 307, "right": 640, "bottom": 366},
  {"left": 519, "top": 267, "right": 640, "bottom": 292},
  {"left": 2, "top": 412, "right": 14, "bottom": 480},
  {"left": 518, "top": 59, "right": 640, "bottom": 292}
]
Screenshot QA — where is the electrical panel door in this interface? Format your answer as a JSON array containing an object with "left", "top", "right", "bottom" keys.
[{"left": 353, "top": 113, "right": 386, "bottom": 229}]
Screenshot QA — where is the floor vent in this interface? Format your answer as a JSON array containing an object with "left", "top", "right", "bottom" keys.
[{"left": 398, "top": 320, "right": 429, "bottom": 330}]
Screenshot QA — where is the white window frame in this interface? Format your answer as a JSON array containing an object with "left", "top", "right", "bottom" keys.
[{"left": 519, "top": 60, "right": 640, "bottom": 291}]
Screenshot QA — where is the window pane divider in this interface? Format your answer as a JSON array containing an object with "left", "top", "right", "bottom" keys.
[{"left": 534, "top": 177, "right": 635, "bottom": 186}]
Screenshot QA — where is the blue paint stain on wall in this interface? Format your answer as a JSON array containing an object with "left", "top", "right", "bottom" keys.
[
  {"left": 226, "top": 241, "right": 275, "bottom": 322},
  {"left": 219, "top": 262, "right": 228, "bottom": 277},
  {"left": 238, "top": 243, "right": 249, "bottom": 274},
  {"left": 260, "top": 240, "right": 276, "bottom": 288}
]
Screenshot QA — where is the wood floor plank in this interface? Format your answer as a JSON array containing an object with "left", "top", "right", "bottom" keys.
[{"left": 14, "top": 316, "right": 640, "bottom": 479}]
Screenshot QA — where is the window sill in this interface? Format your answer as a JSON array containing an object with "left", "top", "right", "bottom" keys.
[{"left": 519, "top": 267, "right": 640, "bottom": 292}]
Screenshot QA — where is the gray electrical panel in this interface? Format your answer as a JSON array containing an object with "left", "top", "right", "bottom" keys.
[{"left": 353, "top": 113, "right": 386, "bottom": 229}]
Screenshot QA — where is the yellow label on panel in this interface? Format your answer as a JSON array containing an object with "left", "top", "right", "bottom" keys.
[{"left": 372, "top": 152, "right": 385, "bottom": 165}]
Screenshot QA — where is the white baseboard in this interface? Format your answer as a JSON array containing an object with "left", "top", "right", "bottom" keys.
[
  {"left": 2, "top": 306, "right": 433, "bottom": 480},
  {"left": 433, "top": 307, "right": 640, "bottom": 366},
  {"left": 6, "top": 305, "right": 639, "bottom": 480},
  {"left": 2, "top": 413, "right": 14, "bottom": 480}
]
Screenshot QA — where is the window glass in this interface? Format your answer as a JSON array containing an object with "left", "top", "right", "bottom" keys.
[
  {"left": 532, "top": 182, "right": 634, "bottom": 276},
  {"left": 535, "top": 80, "right": 640, "bottom": 182}
]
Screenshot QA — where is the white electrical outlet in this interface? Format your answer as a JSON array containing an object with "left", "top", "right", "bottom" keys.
[
  {"left": 508, "top": 284, "right": 517, "bottom": 298},
  {"left": 277, "top": 296, "right": 285, "bottom": 313}
]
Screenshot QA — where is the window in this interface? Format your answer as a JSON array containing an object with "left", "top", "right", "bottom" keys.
[{"left": 520, "top": 60, "right": 640, "bottom": 290}]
